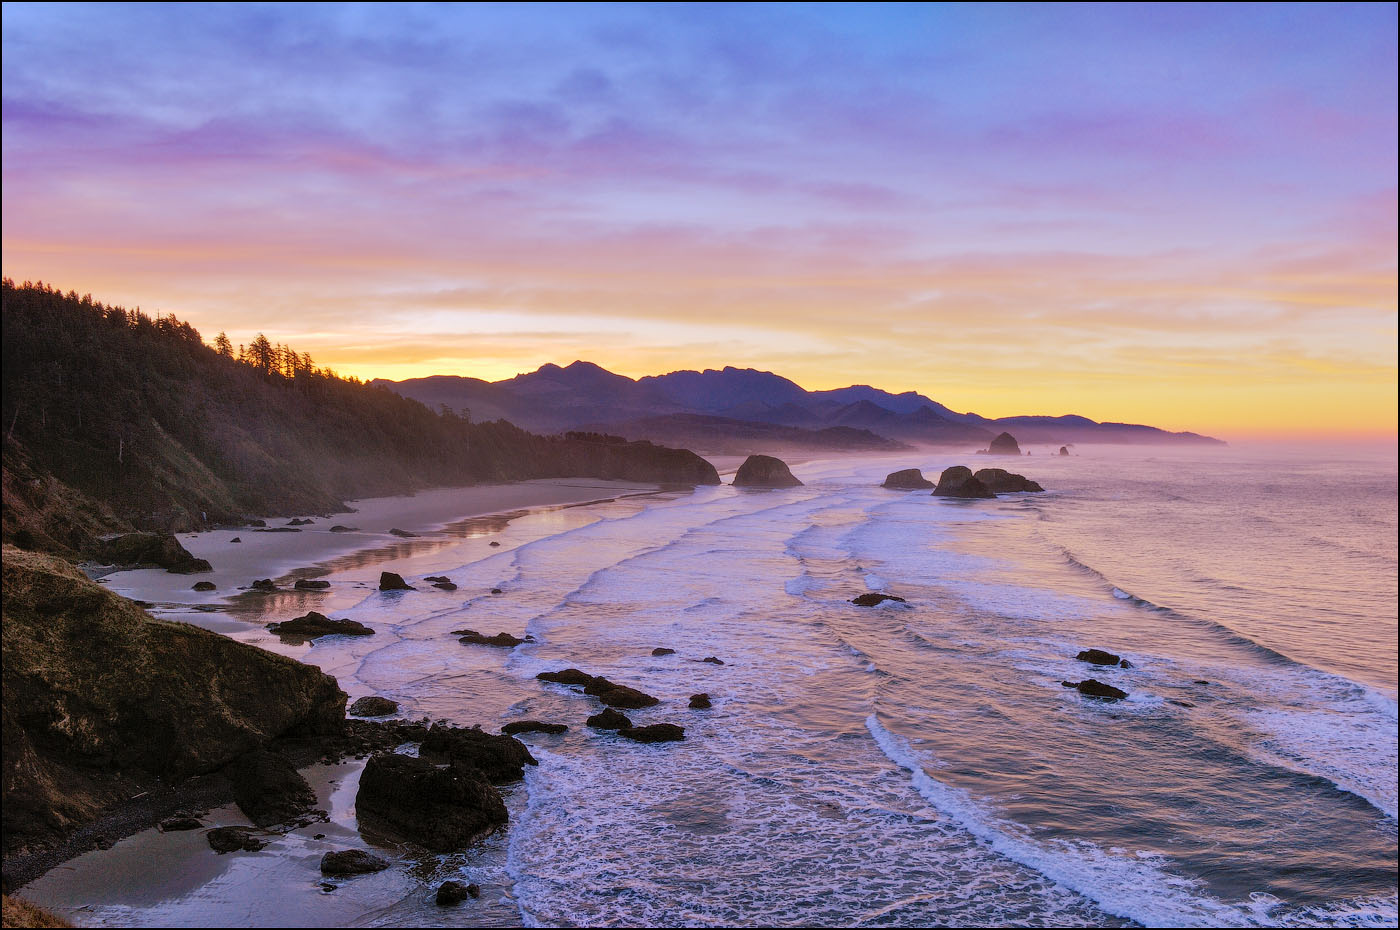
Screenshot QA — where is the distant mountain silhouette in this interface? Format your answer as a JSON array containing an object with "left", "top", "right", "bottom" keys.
[{"left": 381, "top": 362, "right": 1224, "bottom": 449}]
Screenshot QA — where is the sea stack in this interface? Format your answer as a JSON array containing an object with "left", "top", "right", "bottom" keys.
[
  {"left": 882, "top": 468, "right": 935, "bottom": 490},
  {"left": 930, "top": 466, "right": 996, "bottom": 499},
  {"left": 733, "top": 454, "right": 803, "bottom": 488},
  {"left": 983, "top": 432, "right": 1022, "bottom": 455}
]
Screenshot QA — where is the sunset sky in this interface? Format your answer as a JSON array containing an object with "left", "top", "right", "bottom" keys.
[{"left": 3, "top": 3, "right": 1396, "bottom": 439}]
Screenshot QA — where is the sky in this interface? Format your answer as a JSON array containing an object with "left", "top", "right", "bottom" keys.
[{"left": 3, "top": 2, "right": 1396, "bottom": 439}]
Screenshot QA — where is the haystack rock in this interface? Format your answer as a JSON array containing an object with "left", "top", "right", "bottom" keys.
[
  {"left": 881, "top": 468, "right": 935, "bottom": 490},
  {"left": 732, "top": 454, "right": 803, "bottom": 488},
  {"left": 930, "top": 466, "right": 996, "bottom": 499},
  {"left": 973, "top": 468, "right": 1044, "bottom": 493},
  {"left": 982, "top": 432, "right": 1022, "bottom": 455}
]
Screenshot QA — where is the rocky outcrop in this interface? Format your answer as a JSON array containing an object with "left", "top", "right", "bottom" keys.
[
  {"left": 433, "top": 582, "right": 458, "bottom": 591},
  {"left": 732, "top": 454, "right": 803, "bottom": 488},
  {"left": 1059, "top": 446, "right": 1070, "bottom": 456},
  {"left": 354, "top": 753, "right": 506, "bottom": 852},
  {"left": 436, "top": 880, "right": 479, "bottom": 905},
  {"left": 702, "top": 656, "right": 725, "bottom": 665},
  {"left": 1076, "top": 648, "right": 1132, "bottom": 668},
  {"left": 973, "top": 468, "right": 1044, "bottom": 493},
  {"left": 225, "top": 748, "right": 317, "bottom": 827},
  {"left": 881, "top": 468, "right": 935, "bottom": 490},
  {"left": 652, "top": 647, "right": 676, "bottom": 656},
  {"left": 2, "top": 547, "right": 345, "bottom": 856},
  {"left": 455, "top": 629, "right": 529, "bottom": 648},
  {"left": 587, "top": 708, "right": 633, "bottom": 729},
  {"left": 267, "top": 611, "right": 375, "bottom": 639},
  {"left": 537, "top": 668, "right": 595, "bottom": 686},
  {"left": 1062, "top": 679, "right": 1129, "bottom": 700},
  {"left": 379, "top": 571, "right": 413, "bottom": 590},
  {"left": 851, "top": 592, "right": 906, "bottom": 607},
  {"left": 95, "top": 532, "right": 211, "bottom": 573},
  {"left": 192, "top": 581, "right": 217, "bottom": 591},
  {"left": 583, "top": 677, "right": 661, "bottom": 709},
  {"left": 618, "top": 724, "right": 685, "bottom": 743},
  {"left": 419, "top": 724, "right": 537, "bottom": 783},
  {"left": 982, "top": 432, "right": 1022, "bottom": 456},
  {"left": 320, "top": 849, "right": 389, "bottom": 875},
  {"left": 930, "top": 466, "right": 996, "bottom": 499},
  {"left": 501, "top": 721, "right": 568, "bottom": 735},
  {"left": 294, "top": 579, "right": 331, "bottom": 590},
  {"left": 349, "top": 696, "right": 399, "bottom": 717},
  {"left": 689, "top": 693, "right": 712, "bottom": 709},
  {"left": 250, "top": 578, "right": 277, "bottom": 591}
]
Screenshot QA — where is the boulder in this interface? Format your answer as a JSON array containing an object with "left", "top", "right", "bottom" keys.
[
  {"left": 583, "top": 677, "right": 661, "bottom": 709},
  {"left": 456, "top": 629, "right": 525, "bottom": 648},
  {"left": 1061, "top": 679, "right": 1129, "bottom": 700},
  {"left": 702, "top": 656, "right": 725, "bottom": 665},
  {"left": 433, "top": 582, "right": 459, "bottom": 591},
  {"left": 881, "top": 468, "right": 935, "bottom": 490},
  {"left": 286, "top": 519, "right": 314, "bottom": 527},
  {"left": 489, "top": 541, "right": 502, "bottom": 547},
  {"left": 1076, "top": 648, "right": 1128, "bottom": 667},
  {"left": 618, "top": 724, "right": 685, "bottom": 743},
  {"left": 95, "top": 532, "right": 212, "bottom": 574},
  {"left": 329, "top": 525, "right": 358, "bottom": 533},
  {"left": 689, "top": 693, "right": 712, "bottom": 709},
  {"left": 983, "top": 432, "right": 1022, "bottom": 455},
  {"left": 424, "top": 576, "right": 451, "bottom": 583},
  {"left": 192, "top": 581, "right": 217, "bottom": 591},
  {"left": 355, "top": 753, "right": 506, "bottom": 852},
  {"left": 268, "top": 611, "right": 375, "bottom": 639},
  {"left": 320, "top": 849, "right": 389, "bottom": 875},
  {"left": 206, "top": 826, "right": 266, "bottom": 853},
  {"left": 732, "top": 454, "right": 803, "bottom": 488},
  {"left": 931, "top": 466, "right": 996, "bottom": 499},
  {"left": 652, "top": 647, "right": 676, "bottom": 656},
  {"left": 2, "top": 548, "right": 345, "bottom": 856},
  {"left": 490, "top": 587, "right": 503, "bottom": 595},
  {"left": 537, "top": 668, "right": 595, "bottom": 686},
  {"left": 250, "top": 579, "right": 277, "bottom": 591},
  {"left": 436, "top": 880, "right": 478, "bottom": 905},
  {"left": 973, "top": 468, "right": 1044, "bottom": 493},
  {"left": 294, "top": 579, "right": 332, "bottom": 590},
  {"left": 586, "top": 708, "right": 633, "bottom": 730},
  {"left": 225, "top": 748, "right": 317, "bottom": 827},
  {"left": 501, "top": 721, "right": 568, "bottom": 735},
  {"left": 851, "top": 592, "right": 906, "bottom": 607},
  {"left": 349, "top": 696, "right": 399, "bottom": 717},
  {"left": 1059, "top": 446, "right": 1070, "bottom": 456},
  {"left": 379, "top": 572, "right": 413, "bottom": 591},
  {"left": 229, "top": 537, "right": 241, "bottom": 543},
  {"left": 419, "top": 724, "right": 537, "bottom": 782},
  {"left": 388, "top": 528, "right": 418, "bottom": 538}
]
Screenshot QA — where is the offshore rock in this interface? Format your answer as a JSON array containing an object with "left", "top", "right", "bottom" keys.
[
  {"left": 501, "top": 721, "right": 568, "bottom": 735},
  {"left": 420, "top": 724, "right": 537, "bottom": 782},
  {"left": 355, "top": 753, "right": 506, "bottom": 852},
  {"left": 268, "top": 611, "right": 374, "bottom": 639},
  {"left": 2, "top": 547, "right": 345, "bottom": 856},
  {"left": 618, "top": 724, "right": 685, "bottom": 743},
  {"left": 931, "top": 466, "right": 996, "bottom": 499},
  {"left": 689, "top": 693, "right": 712, "bottom": 709},
  {"left": 652, "top": 647, "right": 676, "bottom": 656},
  {"left": 1076, "top": 648, "right": 1125, "bottom": 667},
  {"left": 379, "top": 571, "right": 413, "bottom": 591},
  {"left": 973, "top": 468, "right": 1044, "bottom": 493},
  {"left": 1062, "top": 679, "right": 1129, "bottom": 700},
  {"left": 583, "top": 676, "right": 661, "bottom": 709},
  {"left": 1059, "top": 446, "right": 1070, "bottom": 456},
  {"left": 851, "top": 592, "right": 906, "bottom": 607},
  {"left": 192, "top": 581, "right": 217, "bottom": 591},
  {"left": 456, "top": 629, "right": 526, "bottom": 648},
  {"left": 537, "top": 668, "right": 595, "bottom": 686},
  {"left": 732, "top": 454, "right": 803, "bottom": 488},
  {"left": 294, "top": 579, "right": 331, "bottom": 590},
  {"left": 388, "top": 528, "right": 418, "bottom": 538},
  {"left": 881, "top": 468, "right": 935, "bottom": 490},
  {"left": 587, "top": 708, "right": 633, "bottom": 730},
  {"left": 983, "top": 432, "right": 1022, "bottom": 455}
]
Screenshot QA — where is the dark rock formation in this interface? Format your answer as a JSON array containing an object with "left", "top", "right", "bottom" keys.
[
  {"left": 973, "top": 468, "right": 1044, "bottom": 493},
  {"left": 294, "top": 579, "right": 332, "bottom": 590},
  {"left": 618, "top": 724, "right": 685, "bottom": 743},
  {"left": 329, "top": 525, "right": 358, "bottom": 533},
  {"left": 456, "top": 629, "right": 526, "bottom": 648},
  {"left": 490, "top": 587, "right": 503, "bottom": 594},
  {"left": 379, "top": 571, "right": 413, "bottom": 590},
  {"left": 930, "top": 466, "right": 996, "bottom": 499},
  {"left": 702, "top": 656, "right": 725, "bottom": 665},
  {"left": 159, "top": 815, "right": 203, "bottom": 831},
  {"left": 537, "top": 668, "right": 595, "bottom": 686},
  {"left": 349, "top": 696, "right": 399, "bottom": 717},
  {"left": 501, "top": 721, "right": 568, "bottom": 735},
  {"left": 355, "top": 753, "right": 506, "bottom": 852},
  {"left": 651, "top": 647, "right": 676, "bottom": 656},
  {"left": 251, "top": 579, "right": 277, "bottom": 591},
  {"left": 587, "top": 708, "right": 633, "bottom": 730},
  {"left": 1059, "top": 446, "right": 1070, "bottom": 456},
  {"left": 983, "top": 432, "right": 1022, "bottom": 455},
  {"left": 1061, "top": 679, "right": 1129, "bottom": 700},
  {"left": 225, "top": 748, "right": 317, "bottom": 827},
  {"left": 881, "top": 468, "right": 935, "bottom": 490},
  {"left": 689, "top": 693, "right": 712, "bottom": 709},
  {"left": 1076, "top": 648, "right": 1131, "bottom": 668},
  {"left": 489, "top": 541, "right": 502, "bottom": 547},
  {"left": 436, "top": 880, "right": 477, "bottom": 905},
  {"left": 420, "top": 724, "right": 537, "bottom": 782},
  {"left": 732, "top": 454, "right": 803, "bottom": 488},
  {"left": 583, "top": 677, "right": 661, "bottom": 709},
  {"left": 433, "top": 582, "right": 458, "bottom": 591},
  {"left": 257, "top": 527, "right": 301, "bottom": 533},
  {"left": 206, "top": 826, "right": 266, "bottom": 853},
  {"left": 388, "top": 528, "right": 419, "bottom": 538},
  {"left": 1168, "top": 699, "right": 1195, "bottom": 708},
  {"left": 320, "top": 849, "right": 389, "bottom": 875},
  {"left": 267, "top": 611, "right": 375, "bottom": 639},
  {"left": 424, "top": 576, "right": 451, "bottom": 583},
  {"left": 192, "top": 581, "right": 217, "bottom": 591},
  {"left": 95, "top": 532, "right": 212, "bottom": 573},
  {"left": 287, "top": 518, "right": 314, "bottom": 527},
  {"left": 851, "top": 592, "right": 906, "bottom": 607},
  {"left": 2, "top": 548, "right": 345, "bottom": 856},
  {"left": 230, "top": 537, "right": 241, "bottom": 543}
]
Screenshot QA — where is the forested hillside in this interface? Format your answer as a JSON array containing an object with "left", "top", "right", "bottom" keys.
[{"left": 1, "top": 280, "right": 717, "bottom": 553}]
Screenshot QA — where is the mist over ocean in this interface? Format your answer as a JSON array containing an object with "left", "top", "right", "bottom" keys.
[{"left": 28, "top": 445, "right": 1398, "bottom": 928}]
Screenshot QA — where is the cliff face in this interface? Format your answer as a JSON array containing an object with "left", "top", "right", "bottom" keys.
[{"left": 1, "top": 547, "right": 346, "bottom": 855}]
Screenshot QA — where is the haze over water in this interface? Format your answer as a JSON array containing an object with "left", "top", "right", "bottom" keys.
[{"left": 30, "top": 444, "right": 1397, "bottom": 928}]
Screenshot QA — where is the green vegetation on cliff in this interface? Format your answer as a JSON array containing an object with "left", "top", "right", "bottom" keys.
[{"left": 1, "top": 279, "right": 718, "bottom": 551}]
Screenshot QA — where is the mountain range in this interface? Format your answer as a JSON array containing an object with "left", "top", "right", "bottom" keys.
[{"left": 379, "top": 361, "right": 1223, "bottom": 452}]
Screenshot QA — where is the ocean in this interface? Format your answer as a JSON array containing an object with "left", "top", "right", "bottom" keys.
[{"left": 24, "top": 444, "right": 1398, "bottom": 928}]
